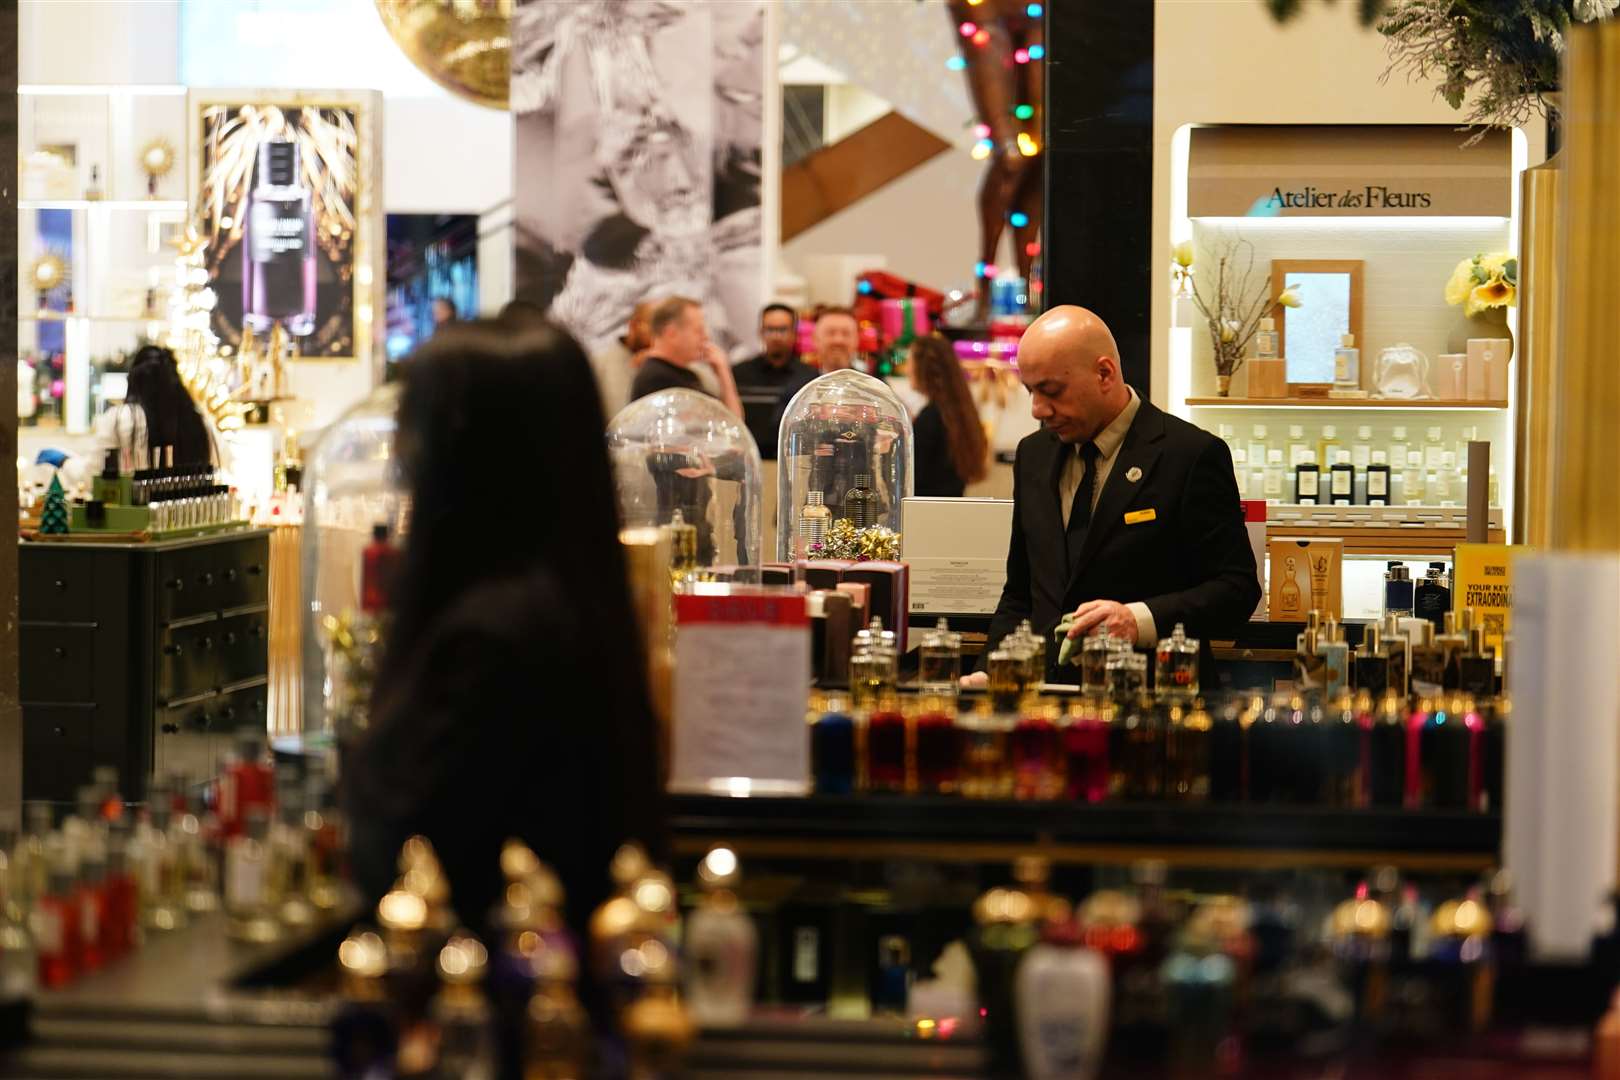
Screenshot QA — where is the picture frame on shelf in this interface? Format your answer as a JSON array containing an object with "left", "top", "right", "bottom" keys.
[{"left": 1271, "top": 259, "right": 1364, "bottom": 393}]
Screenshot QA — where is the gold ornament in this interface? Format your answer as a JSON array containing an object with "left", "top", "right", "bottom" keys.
[
  {"left": 30, "top": 253, "right": 67, "bottom": 293},
  {"left": 139, "top": 138, "right": 176, "bottom": 181},
  {"left": 374, "top": 0, "right": 511, "bottom": 111}
]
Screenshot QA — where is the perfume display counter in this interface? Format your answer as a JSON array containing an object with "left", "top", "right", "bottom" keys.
[{"left": 669, "top": 794, "right": 1500, "bottom": 874}]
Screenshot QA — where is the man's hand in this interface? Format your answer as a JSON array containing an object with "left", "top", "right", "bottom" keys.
[
  {"left": 1064, "top": 599, "right": 1139, "bottom": 644},
  {"left": 699, "top": 342, "right": 730, "bottom": 374},
  {"left": 960, "top": 671, "right": 988, "bottom": 691}
]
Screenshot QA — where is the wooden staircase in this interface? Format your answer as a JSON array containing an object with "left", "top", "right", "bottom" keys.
[{"left": 781, "top": 111, "right": 951, "bottom": 241}]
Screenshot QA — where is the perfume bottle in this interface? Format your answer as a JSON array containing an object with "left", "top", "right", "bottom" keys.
[
  {"left": 811, "top": 693, "right": 857, "bottom": 795},
  {"left": 85, "top": 165, "right": 104, "bottom": 202},
  {"left": 359, "top": 523, "right": 399, "bottom": 615},
  {"left": 1295, "top": 626, "right": 1325, "bottom": 692},
  {"left": 1424, "top": 426, "right": 1446, "bottom": 470},
  {"left": 986, "top": 648, "right": 1023, "bottom": 715},
  {"left": 1352, "top": 425, "right": 1373, "bottom": 470},
  {"left": 1384, "top": 563, "right": 1414, "bottom": 618},
  {"left": 225, "top": 808, "right": 279, "bottom": 943},
  {"left": 1355, "top": 625, "right": 1390, "bottom": 696},
  {"left": 1209, "top": 697, "right": 1248, "bottom": 802},
  {"left": 684, "top": 847, "right": 758, "bottom": 1027},
  {"left": 1403, "top": 451, "right": 1425, "bottom": 505},
  {"left": 1333, "top": 335, "right": 1360, "bottom": 389},
  {"left": 865, "top": 694, "right": 908, "bottom": 794},
  {"left": 1012, "top": 701, "right": 1065, "bottom": 801},
  {"left": 1294, "top": 451, "right": 1321, "bottom": 505},
  {"left": 1016, "top": 899, "right": 1111, "bottom": 1079},
  {"left": 914, "top": 694, "right": 962, "bottom": 794},
  {"left": 1419, "top": 696, "right": 1476, "bottom": 811},
  {"left": 1062, "top": 698, "right": 1110, "bottom": 803},
  {"left": 1263, "top": 449, "right": 1285, "bottom": 502},
  {"left": 918, "top": 618, "right": 962, "bottom": 698},
  {"left": 242, "top": 139, "right": 317, "bottom": 336},
  {"left": 1408, "top": 621, "right": 1446, "bottom": 699},
  {"left": 1114, "top": 695, "right": 1164, "bottom": 800},
  {"left": 33, "top": 838, "right": 79, "bottom": 989},
  {"left": 1078, "top": 631, "right": 1118, "bottom": 699},
  {"left": 1458, "top": 626, "right": 1496, "bottom": 697},
  {"left": 841, "top": 473, "right": 879, "bottom": 529},
  {"left": 1318, "top": 424, "right": 1342, "bottom": 469},
  {"left": 0, "top": 845, "right": 37, "bottom": 1005},
  {"left": 431, "top": 931, "right": 497, "bottom": 1078},
  {"left": 1164, "top": 699, "right": 1212, "bottom": 801},
  {"left": 1367, "top": 451, "right": 1392, "bottom": 507},
  {"left": 1329, "top": 450, "right": 1355, "bottom": 506},
  {"left": 1248, "top": 424, "right": 1269, "bottom": 469},
  {"left": 798, "top": 490, "right": 831, "bottom": 555},
  {"left": 1105, "top": 649, "right": 1147, "bottom": 702},
  {"left": 1154, "top": 623, "right": 1200, "bottom": 699},
  {"left": 1414, "top": 563, "right": 1451, "bottom": 629},
  {"left": 1287, "top": 425, "right": 1309, "bottom": 468},
  {"left": 1389, "top": 426, "right": 1409, "bottom": 469},
  {"left": 1255, "top": 318, "right": 1279, "bottom": 359},
  {"left": 271, "top": 773, "right": 315, "bottom": 930},
  {"left": 1278, "top": 559, "right": 1303, "bottom": 619},
  {"left": 1383, "top": 614, "right": 1411, "bottom": 697},
  {"left": 219, "top": 728, "right": 274, "bottom": 839},
  {"left": 1435, "top": 611, "right": 1469, "bottom": 692},
  {"left": 1326, "top": 693, "right": 1369, "bottom": 808},
  {"left": 959, "top": 706, "right": 1013, "bottom": 799}
]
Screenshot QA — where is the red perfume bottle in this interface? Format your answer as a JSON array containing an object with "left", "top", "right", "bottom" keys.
[
  {"left": 1062, "top": 702, "right": 1110, "bottom": 803},
  {"left": 34, "top": 847, "right": 81, "bottom": 989},
  {"left": 913, "top": 700, "right": 961, "bottom": 794},
  {"left": 360, "top": 522, "right": 400, "bottom": 615},
  {"left": 76, "top": 843, "right": 108, "bottom": 973},
  {"left": 866, "top": 702, "right": 908, "bottom": 793},
  {"left": 1011, "top": 703, "right": 1064, "bottom": 801},
  {"left": 219, "top": 728, "right": 275, "bottom": 839}
]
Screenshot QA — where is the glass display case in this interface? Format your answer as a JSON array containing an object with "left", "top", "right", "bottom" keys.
[
  {"left": 299, "top": 383, "right": 407, "bottom": 741},
  {"left": 776, "top": 370, "right": 913, "bottom": 561},
  {"left": 607, "top": 388, "right": 763, "bottom": 569}
]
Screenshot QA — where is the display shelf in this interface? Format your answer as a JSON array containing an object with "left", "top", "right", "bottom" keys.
[
  {"left": 670, "top": 794, "right": 1500, "bottom": 871},
  {"left": 18, "top": 199, "right": 188, "bottom": 212},
  {"left": 21, "top": 314, "right": 160, "bottom": 324},
  {"left": 1188, "top": 397, "right": 1509, "bottom": 410}
]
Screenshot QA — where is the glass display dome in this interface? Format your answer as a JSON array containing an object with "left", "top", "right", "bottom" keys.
[
  {"left": 607, "top": 388, "right": 763, "bottom": 569},
  {"left": 300, "top": 384, "right": 408, "bottom": 741},
  {"left": 777, "top": 369, "right": 913, "bottom": 561}
]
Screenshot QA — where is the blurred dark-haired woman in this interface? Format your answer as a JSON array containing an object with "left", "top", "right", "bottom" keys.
[
  {"left": 345, "top": 318, "right": 665, "bottom": 954},
  {"left": 908, "top": 333, "right": 989, "bottom": 497},
  {"left": 96, "top": 344, "right": 214, "bottom": 468}
]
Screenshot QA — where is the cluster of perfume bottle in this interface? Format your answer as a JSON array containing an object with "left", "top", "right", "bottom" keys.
[
  {"left": 92, "top": 445, "right": 241, "bottom": 531},
  {"left": 1296, "top": 607, "right": 1500, "bottom": 702},
  {"left": 333, "top": 839, "right": 758, "bottom": 1078},
  {"left": 812, "top": 612, "right": 1503, "bottom": 812},
  {"left": 0, "top": 733, "right": 348, "bottom": 998},
  {"left": 797, "top": 473, "right": 882, "bottom": 552},
  {"left": 1218, "top": 422, "right": 1500, "bottom": 508},
  {"left": 963, "top": 857, "right": 1529, "bottom": 1077}
]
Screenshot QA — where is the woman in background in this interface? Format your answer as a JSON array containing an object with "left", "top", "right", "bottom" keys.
[
  {"left": 97, "top": 344, "right": 214, "bottom": 468},
  {"left": 346, "top": 318, "right": 665, "bottom": 952},
  {"left": 908, "top": 333, "right": 989, "bottom": 497}
]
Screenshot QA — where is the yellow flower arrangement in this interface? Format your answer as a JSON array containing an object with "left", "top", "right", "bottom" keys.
[{"left": 1445, "top": 252, "right": 1517, "bottom": 316}]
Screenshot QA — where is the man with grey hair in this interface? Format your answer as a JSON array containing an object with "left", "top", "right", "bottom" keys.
[{"left": 628, "top": 296, "right": 743, "bottom": 418}]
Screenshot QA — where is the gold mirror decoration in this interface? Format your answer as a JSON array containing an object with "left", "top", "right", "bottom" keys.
[{"left": 374, "top": 0, "right": 512, "bottom": 110}]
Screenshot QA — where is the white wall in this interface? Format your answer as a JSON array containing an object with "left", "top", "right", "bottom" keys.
[
  {"left": 383, "top": 97, "right": 512, "bottom": 215},
  {"left": 1152, "top": 0, "right": 1549, "bottom": 407},
  {"left": 20, "top": 0, "right": 181, "bottom": 84}
]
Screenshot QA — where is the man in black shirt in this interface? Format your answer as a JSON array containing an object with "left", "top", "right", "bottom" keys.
[
  {"left": 629, "top": 296, "right": 743, "bottom": 418},
  {"left": 731, "top": 303, "right": 816, "bottom": 459}
]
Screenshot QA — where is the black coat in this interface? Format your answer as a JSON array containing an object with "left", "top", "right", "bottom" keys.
[{"left": 986, "top": 399, "right": 1261, "bottom": 682}]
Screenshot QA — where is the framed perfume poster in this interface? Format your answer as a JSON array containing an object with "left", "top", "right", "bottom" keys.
[{"left": 191, "top": 91, "right": 383, "bottom": 364}]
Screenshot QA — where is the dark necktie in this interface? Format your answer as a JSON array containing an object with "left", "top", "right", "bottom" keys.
[{"left": 1066, "top": 441, "right": 1101, "bottom": 562}]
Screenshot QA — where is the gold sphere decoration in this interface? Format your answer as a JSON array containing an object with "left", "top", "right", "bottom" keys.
[
  {"left": 374, "top": 0, "right": 512, "bottom": 111},
  {"left": 139, "top": 138, "right": 176, "bottom": 180},
  {"left": 30, "top": 253, "right": 67, "bottom": 293}
]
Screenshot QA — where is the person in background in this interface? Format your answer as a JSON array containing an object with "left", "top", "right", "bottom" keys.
[
  {"left": 346, "top": 317, "right": 665, "bottom": 980},
  {"left": 907, "top": 333, "right": 989, "bottom": 497},
  {"left": 96, "top": 344, "right": 214, "bottom": 468},
  {"left": 811, "top": 306, "right": 861, "bottom": 373},
  {"left": 431, "top": 296, "right": 457, "bottom": 327},
  {"left": 731, "top": 302, "right": 816, "bottom": 459},
  {"left": 586, "top": 297, "right": 657, "bottom": 421},
  {"left": 628, "top": 295, "right": 743, "bottom": 418}
]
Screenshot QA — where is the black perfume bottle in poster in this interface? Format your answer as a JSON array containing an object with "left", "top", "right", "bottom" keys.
[{"left": 242, "top": 139, "right": 316, "bottom": 336}]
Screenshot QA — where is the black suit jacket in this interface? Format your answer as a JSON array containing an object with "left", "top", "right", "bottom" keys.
[{"left": 986, "top": 399, "right": 1261, "bottom": 683}]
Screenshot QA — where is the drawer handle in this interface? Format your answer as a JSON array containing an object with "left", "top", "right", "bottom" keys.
[
  {"left": 250, "top": 625, "right": 266, "bottom": 641},
  {"left": 199, "top": 636, "right": 215, "bottom": 652},
  {"left": 52, "top": 647, "right": 66, "bottom": 660},
  {"left": 246, "top": 564, "right": 264, "bottom": 577},
  {"left": 224, "top": 632, "right": 239, "bottom": 646},
  {"left": 53, "top": 579, "right": 67, "bottom": 591},
  {"left": 220, "top": 705, "right": 238, "bottom": 722},
  {"left": 52, "top": 725, "right": 64, "bottom": 737},
  {"left": 191, "top": 712, "right": 211, "bottom": 731},
  {"left": 166, "top": 578, "right": 184, "bottom": 592},
  {"left": 160, "top": 722, "right": 179, "bottom": 735},
  {"left": 163, "top": 643, "right": 183, "bottom": 657},
  {"left": 224, "top": 568, "right": 239, "bottom": 583},
  {"left": 199, "top": 572, "right": 215, "bottom": 587}
]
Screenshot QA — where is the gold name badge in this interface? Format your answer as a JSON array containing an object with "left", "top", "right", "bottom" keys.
[{"left": 1124, "top": 508, "right": 1157, "bottom": 525}]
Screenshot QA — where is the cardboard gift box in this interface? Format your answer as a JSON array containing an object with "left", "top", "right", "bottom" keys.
[{"left": 1268, "top": 537, "right": 1343, "bottom": 621}]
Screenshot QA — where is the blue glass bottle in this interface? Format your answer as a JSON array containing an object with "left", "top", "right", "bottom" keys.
[{"left": 812, "top": 694, "right": 856, "bottom": 795}]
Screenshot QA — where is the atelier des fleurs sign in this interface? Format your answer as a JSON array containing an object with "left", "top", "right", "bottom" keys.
[{"left": 1187, "top": 126, "right": 1511, "bottom": 219}]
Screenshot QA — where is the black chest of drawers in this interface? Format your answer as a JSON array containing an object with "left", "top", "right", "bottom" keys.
[{"left": 20, "top": 529, "right": 273, "bottom": 803}]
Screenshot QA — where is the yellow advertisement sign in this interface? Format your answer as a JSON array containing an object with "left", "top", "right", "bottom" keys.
[{"left": 1453, "top": 543, "right": 1516, "bottom": 655}]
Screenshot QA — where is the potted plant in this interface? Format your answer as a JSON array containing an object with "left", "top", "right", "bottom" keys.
[
  {"left": 1181, "top": 236, "right": 1299, "bottom": 396},
  {"left": 1444, "top": 251, "right": 1517, "bottom": 356}
]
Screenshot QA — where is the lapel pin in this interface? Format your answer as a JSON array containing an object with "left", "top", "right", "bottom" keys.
[{"left": 1126, "top": 466, "right": 1143, "bottom": 483}]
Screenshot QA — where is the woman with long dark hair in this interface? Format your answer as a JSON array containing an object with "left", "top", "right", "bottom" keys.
[
  {"left": 98, "top": 344, "right": 214, "bottom": 467},
  {"left": 345, "top": 318, "right": 665, "bottom": 949},
  {"left": 908, "top": 333, "right": 989, "bottom": 497}
]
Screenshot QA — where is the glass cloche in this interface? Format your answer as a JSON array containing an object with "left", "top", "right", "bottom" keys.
[
  {"left": 607, "top": 388, "right": 763, "bottom": 569},
  {"left": 777, "top": 370, "right": 913, "bottom": 561},
  {"left": 300, "top": 384, "right": 408, "bottom": 742}
]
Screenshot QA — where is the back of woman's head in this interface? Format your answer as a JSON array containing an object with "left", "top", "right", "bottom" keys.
[
  {"left": 127, "top": 345, "right": 213, "bottom": 466},
  {"left": 388, "top": 318, "right": 626, "bottom": 660},
  {"left": 910, "top": 334, "right": 988, "bottom": 484}
]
